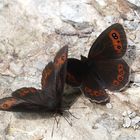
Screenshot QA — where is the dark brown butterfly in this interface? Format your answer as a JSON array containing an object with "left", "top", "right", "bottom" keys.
[
  {"left": 0, "top": 46, "right": 79, "bottom": 114},
  {"left": 66, "top": 23, "right": 130, "bottom": 104}
]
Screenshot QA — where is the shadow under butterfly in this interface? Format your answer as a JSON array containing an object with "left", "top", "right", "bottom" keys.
[
  {"left": 0, "top": 46, "right": 80, "bottom": 115},
  {"left": 66, "top": 23, "right": 130, "bottom": 104}
]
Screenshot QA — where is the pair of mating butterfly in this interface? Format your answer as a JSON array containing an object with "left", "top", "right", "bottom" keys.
[{"left": 0, "top": 23, "right": 130, "bottom": 114}]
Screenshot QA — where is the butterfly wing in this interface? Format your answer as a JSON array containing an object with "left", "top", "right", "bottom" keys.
[
  {"left": 41, "top": 44, "right": 68, "bottom": 92},
  {"left": 66, "top": 58, "right": 86, "bottom": 87},
  {"left": 62, "top": 88, "right": 81, "bottom": 109},
  {"left": 12, "top": 63, "right": 58, "bottom": 109},
  {"left": 0, "top": 97, "right": 44, "bottom": 112},
  {"left": 0, "top": 97, "right": 23, "bottom": 111},
  {"left": 41, "top": 62, "right": 55, "bottom": 91},
  {"left": 81, "top": 70, "right": 110, "bottom": 104},
  {"left": 12, "top": 87, "right": 46, "bottom": 105},
  {"left": 88, "top": 23, "right": 127, "bottom": 60},
  {"left": 93, "top": 59, "right": 130, "bottom": 91},
  {"left": 0, "top": 46, "right": 68, "bottom": 113},
  {"left": 12, "top": 46, "right": 68, "bottom": 110},
  {"left": 54, "top": 46, "right": 68, "bottom": 98}
]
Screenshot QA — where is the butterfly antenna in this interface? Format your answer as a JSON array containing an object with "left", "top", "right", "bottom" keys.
[
  {"left": 79, "top": 88, "right": 85, "bottom": 99},
  {"left": 67, "top": 110, "right": 79, "bottom": 119},
  {"left": 62, "top": 115, "right": 72, "bottom": 126},
  {"left": 51, "top": 113, "right": 57, "bottom": 137},
  {"left": 56, "top": 116, "right": 61, "bottom": 128}
]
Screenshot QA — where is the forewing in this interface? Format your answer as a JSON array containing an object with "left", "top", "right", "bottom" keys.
[
  {"left": 88, "top": 23, "right": 127, "bottom": 60},
  {"left": 0, "top": 97, "right": 42, "bottom": 112},
  {"left": 41, "top": 45, "right": 68, "bottom": 96},
  {"left": 10, "top": 46, "right": 68, "bottom": 111},
  {"left": 12, "top": 87, "right": 45, "bottom": 105},
  {"left": 54, "top": 45, "right": 68, "bottom": 73},
  {"left": 81, "top": 72, "right": 110, "bottom": 104},
  {"left": 94, "top": 59, "right": 130, "bottom": 91},
  {"left": 12, "top": 63, "right": 58, "bottom": 108},
  {"left": 41, "top": 62, "right": 55, "bottom": 91},
  {"left": 41, "top": 61, "right": 59, "bottom": 105},
  {"left": 54, "top": 45, "right": 68, "bottom": 94},
  {"left": 66, "top": 58, "right": 86, "bottom": 87}
]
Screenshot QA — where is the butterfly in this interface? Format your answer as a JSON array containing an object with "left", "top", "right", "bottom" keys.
[
  {"left": 66, "top": 23, "right": 130, "bottom": 104},
  {"left": 0, "top": 46, "right": 80, "bottom": 114}
]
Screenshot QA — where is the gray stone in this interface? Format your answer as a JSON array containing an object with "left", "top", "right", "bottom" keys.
[
  {"left": 117, "top": 133, "right": 136, "bottom": 140},
  {"left": 106, "top": 103, "right": 113, "bottom": 109},
  {"left": 123, "top": 117, "right": 131, "bottom": 128},
  {"left": 127, "top": 0, "right": 140, "bottom": 6},
  {"left": 128, "top": 112, "right": 136, "bottom": 119},
  {"left": 131, "top": 116, "right": 140, "bottom": 127},
  {"left": 122, "top": 111, "right": 128, "bottom": 117}
]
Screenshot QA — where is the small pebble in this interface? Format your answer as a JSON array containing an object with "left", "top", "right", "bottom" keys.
[
  {"left": 122, "top": 111, "right": 127, "bottom": 117},
  {"left": 127, "top": 110, "right": 132, "bottom": 115},
  {"left": 133, "top": 125, "right": 139, "bottom": 130},
  {"left": 97, "top": 0, "right": 107, "bottom": 7},
  {"left": 128, "top": 112, "right": 136, "bottom": 119},
  {"left": 131, "top": 116, "right": 140, "bottom": 127},
  {"left": 106, "top": 103, "right": 112, "bottom": 109},
  {"left": 127, "top": 0, "right": 140, "bottom": 7},
  {"left": 123, "top": 117, "right": 131, "bottom": 128}
]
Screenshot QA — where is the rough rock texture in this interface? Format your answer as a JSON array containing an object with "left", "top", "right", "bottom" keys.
[{"left": 0, "top": 0, "right": 140, "bottom": 140}]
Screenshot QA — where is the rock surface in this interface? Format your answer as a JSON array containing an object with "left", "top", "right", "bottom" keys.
[{"left": 0, "top": 0, "right": 140, "bottom": 140}]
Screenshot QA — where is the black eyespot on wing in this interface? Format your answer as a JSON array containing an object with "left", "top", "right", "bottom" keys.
[
  {"left": 93, "top": 59, "right": 130, "bottom": 91},
  {"left": 88, "top": 23, "right": 127, "bottom": 60},
  {"left": 0, "top": 97, "right": 47, "bottom": 112},
  {"left": 0, "top": 97, "right": 20, "bottom": 111},
  {"left": 0, "top": 46, "right": 71, "bottom": 113},
  {"left": 81, "top": 71, "right": 110, "bottom": 104}
]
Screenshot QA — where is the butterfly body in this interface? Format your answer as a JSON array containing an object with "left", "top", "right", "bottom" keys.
[{"left": 66, "top": 23, "right": 130, "bottom": 104}]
